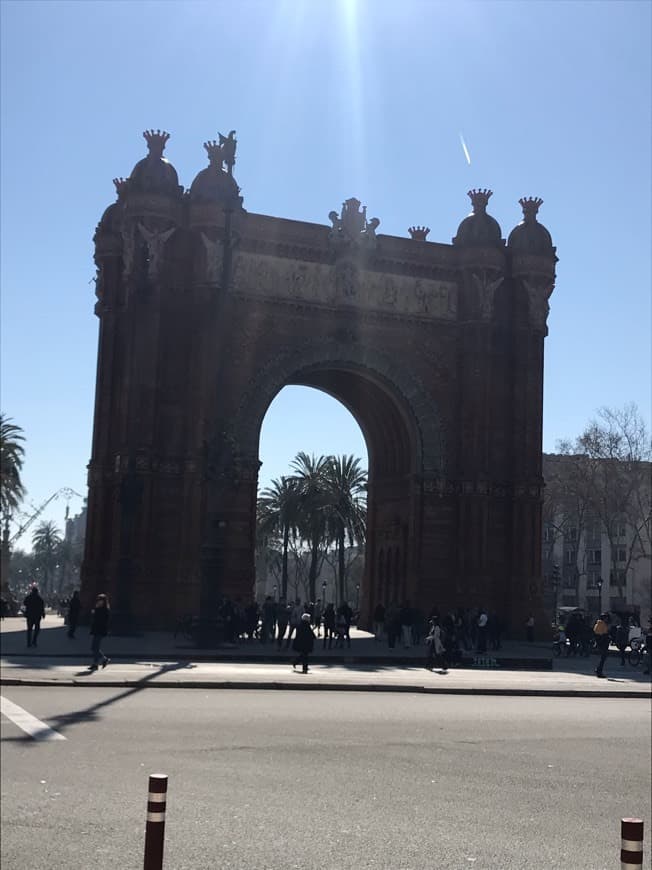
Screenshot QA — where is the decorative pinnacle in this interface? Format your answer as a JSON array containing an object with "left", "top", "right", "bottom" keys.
[
  {"left": 408, "top": 226, "right": 430, "bottom": 241},
  {"left": 203, "top": 140, "right": 223, "bottom": 166},
  {"left": 519, "top": 196, "right": 543, "bottom": 220},
  {"left": 143, "top": 129, "right": 170, "bottom": 157},
  {"left": 468, "top": 189, "right": 493, "bottom": 213},
  {"left": 113, "top": 177, "right": 128, "bottom": 198}
]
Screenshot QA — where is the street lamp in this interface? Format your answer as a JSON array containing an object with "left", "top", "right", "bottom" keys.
[
  {"left": 356, "top": 583, "right": 360, "bottom": 610},
  {"left": 272, "top": 584, "right": 277, "bottom": 602},
  {"left": 322, "top": 581, "right": 327, "bottom": 604},
  {"left": 552, "top": 564, "right": 560, "bottom": 623},
  {"left": 596, "top": 577, "right": 603, "bottom": 613}
]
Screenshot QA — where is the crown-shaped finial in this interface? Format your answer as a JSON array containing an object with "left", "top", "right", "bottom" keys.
[
  {"left": 519, "top": 196, "right": 543, "bottom": 220},
  {"left": 203, "top": 140, "right": 223, "bottom": 167},
  {"left": 408, "top": 226, "right": 430, "bottom": 241},
  {"left": 143, "top": 129, "right": 170, "bottom": 157},
  {"left": 113, "top": 177, "right": 128, "bottom": 198},
  {"left": 468, "top": 189, "right": 493, "bottom": 213}
]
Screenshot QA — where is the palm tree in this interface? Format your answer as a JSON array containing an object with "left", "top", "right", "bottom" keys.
[
  {"left": 258, "top": 476, "right": 301, "bottom": 600},
  {"left": 31, "top": 520, "right": 62, "bottom": 597},
  {"left": 324, "top": 455, "right": 367, "bottom": 604},
  {"left": 290, "top": 452, "right": 331, "bottom": 602},
  {"left": 1, "top": 415, "right": 26, "bottom": 518}
]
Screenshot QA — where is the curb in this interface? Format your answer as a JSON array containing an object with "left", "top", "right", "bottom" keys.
[
  {"left": 1, "top": 676, "right": 650, "bottom": 699},
  {"left": 0, "top": 652, "right": 554, "bottom": 670}
]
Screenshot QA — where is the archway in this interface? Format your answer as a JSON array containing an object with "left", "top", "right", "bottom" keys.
[
  {"left": 227, "top": 348, "right": 431, "bottom": 626},
  {"left": 256, "top": 384, "right": 368, "bottom": 608}
]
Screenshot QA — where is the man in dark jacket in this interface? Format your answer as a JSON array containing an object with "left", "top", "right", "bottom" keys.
[
  {"left": 292, "top": 613, "right": 316, "bottom": 674},
  {"left": 89, "top": 594, "right": 111, "bottom": 670},
  {"left": 67, "top": 590, "right": 81, "bottom": 639},
  {"left": 24, "top": 586, "right": 45, "bottom": 648}
]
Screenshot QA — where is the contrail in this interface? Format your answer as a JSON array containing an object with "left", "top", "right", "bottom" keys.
[{"left": 459, "top": 132, "right": 471, "bottom": 165}]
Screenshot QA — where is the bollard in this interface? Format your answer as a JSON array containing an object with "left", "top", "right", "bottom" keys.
[
  {"left": 621, "top": 818, "right": 644, "bottom": 869},
  {"left": 144, "top": 773, "right": 168, "bottom": 870}
]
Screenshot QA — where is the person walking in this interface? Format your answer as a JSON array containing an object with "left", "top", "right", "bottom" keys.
[
  {"left": 89, "top": 593, "right": 111, "bottom": 670},
  {"left": 275, "top": 597, "right": 289, "bottom": 649},
  {"left": 525, "top": 614, "right": 535, "bottom": 643},
  {"left": 285, "top": 599, "right": 303, "bottom": 649},
  {"left": 373, "top": 602, "right": 385, "bottom": 642},
  {"left": 292, "top": 613, "right": 316, "bottom": 674},
  {"left": 67, "top": 590, "right": 81, "bottom": 639},
  {"left": 322, "top": 603, "right": 336, "bottom": 649},
  {"left": 425, "top": 618, "right": 445, "bottom": 671},
  {"left": 337, "top": 601, "right": 353, "bottom": 648},
  {"left": 476, "top": 609, "right": 489, "bottom": 653},
  {"left": 615, "top": 619, "right": 629, "bottom": 667},
  {"left": 24, "top": 586, "right": 45, "bottom": 648},
  {"left": 593, "top": 612, "right": 611, "bottom": 678},
  {"left": 313, "top": 598, "right": 323, "bottom": 637}
]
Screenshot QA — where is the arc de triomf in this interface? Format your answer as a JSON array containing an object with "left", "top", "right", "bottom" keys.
[{"left": 82, "top": 130, "right": 557, "bottom": 636}]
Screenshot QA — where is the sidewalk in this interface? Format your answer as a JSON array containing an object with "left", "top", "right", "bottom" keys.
[{"left": 2, "top": 617, "right": 649, "bottom": 697}]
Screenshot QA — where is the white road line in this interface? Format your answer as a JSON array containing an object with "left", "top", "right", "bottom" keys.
[{"left": 1, "top": 695, "right": 66, "bottom": 741}]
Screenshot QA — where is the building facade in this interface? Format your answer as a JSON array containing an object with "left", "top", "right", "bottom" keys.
[
  {"left": 542, "top": 453, "right": 651, "bottom": 624},
  {"left": 81, "top": 129, "right": 558, "bottom": 634}
]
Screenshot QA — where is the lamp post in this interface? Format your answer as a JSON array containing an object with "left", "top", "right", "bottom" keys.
[
  {"left": 322, "top": 580, "right": 327, "bottom": 605},
  {"left": 596, "top": 577, "right": 603, "bottom": 614},
  {"left": 355, "top": 583, "right": 360, "bottom": 611},
  {"left": 552, "top": 564, "right": 560, "bottom": 624},
  {"left": 272, "top": 584, "right": 277, "bottom": 602}
]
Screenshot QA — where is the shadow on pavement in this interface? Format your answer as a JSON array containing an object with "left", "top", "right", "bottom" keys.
[{"left": 0, "top": 660, "right": 194, "bottom": 744}]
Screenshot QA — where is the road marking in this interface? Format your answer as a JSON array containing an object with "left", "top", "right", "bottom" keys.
[{"left": 0, "top": 695, "right": 66, "bottom": 741}]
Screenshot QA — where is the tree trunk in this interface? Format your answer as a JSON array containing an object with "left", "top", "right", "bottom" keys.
[
  {"left": 338, "top": 529, "right": 345, "bottom": 604},
  {"left": 309, "top": 536, "right": 319, "bottom": 603},
  {"left": 282, "top": 524, "right": 289, "bottom": 601}
]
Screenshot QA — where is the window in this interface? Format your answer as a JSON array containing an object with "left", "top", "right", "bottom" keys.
[
  {"left": 543, "top": 526, "right": 554, "bottom": 543},
  {"left": 617, "top": 548, "right": 627, "bottom": 563},
  {"left": 566, "top": 527, "right": 578, "bottom": 542},
  {"left": 610, "top": 569, "right": 626, "bottom": 587},
  {"left": 565, "top": 549, "right": 576, "bottom": 565},
  {"left": 618, "top": 525, "right": 627, "bottom": 538},
  {"left": 587, "top": 571, "right": 600, "bottom": 589},
  {"left": 587, "top": 549, "right": 601, "bottom": 565},
  {"left": 563, "top": 570, "right": 576, "bottom": 588}
]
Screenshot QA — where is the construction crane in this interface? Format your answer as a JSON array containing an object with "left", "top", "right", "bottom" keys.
[{"left": 8, "top": 487, "right": 83, "bottom": 545}]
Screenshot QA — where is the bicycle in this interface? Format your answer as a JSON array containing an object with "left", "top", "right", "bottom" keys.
[{"left": 627, "top": 637, "right": 646, "bottom": 668}]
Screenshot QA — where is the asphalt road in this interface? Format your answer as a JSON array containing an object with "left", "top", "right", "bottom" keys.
[{"left": 1, "top": 688, "right": 650, "bottom": 869}]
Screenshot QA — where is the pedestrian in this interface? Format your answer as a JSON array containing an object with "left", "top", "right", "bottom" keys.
[
  {"left": 643, "top": 617, "right": 652, "bottom": 675},
  {"left": 593, "top": 612, "right": 611, "bottom": 678},
  {"left": 400, "top": 601, "right": 413, "bottom": 649},
  {"left": 615, "top": 620, "right": 629, "bottom": 667},
  {"left": 337, "top": 601, "right": 353, "bottom": 648},
  {"left": 292, "top": 613, "right": 315, "bottom": 674},
  {"left": 261, "top": 596, "right": 275, "bottom": 644},
  {"left": 476, "top": 608, "right": 488, "bottom": 653},
  {"left": 373, "top": 601, "right": 385, "bottom": 641},
  {"left": 285, "top": 599, "right": 303, "bottom": 649},
  {"left": 67, "top": 590, "right": 81, "bottom": 639},
  {"left": 525, "top": 613, "right": 535, "bottom": 643},
  {"left": 313, "top": 598, "right": 323, "bottom": 637},
  {"left": 23, "top": 586, "right": 45, "bottom": 648},
  {"left": 425, "top": 618, "right": 446, "bottom": 671},
  {"left": 276, "top": 597, "right": 289, "bottom": 649},
  {"left": 385, "top": 601, "right": 400, "bottom": 649},
  {"left": 89, "top": 593, "right": 111, "bottom": 670},
  {"left": 322, "top": 603, "right": 335, "bottom": 649}
]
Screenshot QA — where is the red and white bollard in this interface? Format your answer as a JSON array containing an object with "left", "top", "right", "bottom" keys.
[
  {"left": 144, "top": 773, "right": 168, "bottom": 870},
  {"left": 621, "top": 818, "right": 644, "bottom": 869}
]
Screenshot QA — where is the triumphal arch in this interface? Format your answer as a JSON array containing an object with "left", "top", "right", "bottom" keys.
[{"left": 82, "top": 129, "right": 557, "bottom": 635}]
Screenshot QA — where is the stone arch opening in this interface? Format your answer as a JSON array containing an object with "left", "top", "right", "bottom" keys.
[{"left": 248, "top": 357, "right": 425, "bottom": 618}]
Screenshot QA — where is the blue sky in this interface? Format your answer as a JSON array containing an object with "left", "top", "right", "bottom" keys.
[{"left": 1, "top": 0, "right": 650, "bottom": 549}]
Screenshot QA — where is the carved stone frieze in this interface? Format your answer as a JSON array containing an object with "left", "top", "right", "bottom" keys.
[
  {"left": 521, "top": 277, "right": 554, "bottom": 331},
  {"left": 200, "top": 232, "right": 224, "bottom": 284},
  {"left": 231, "top": 252, "right": 458, "bottom": 320}
]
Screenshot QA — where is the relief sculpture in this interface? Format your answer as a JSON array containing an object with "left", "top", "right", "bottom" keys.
[{"left": 232, "top": 252, "right": 457, "bottom": 320}]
